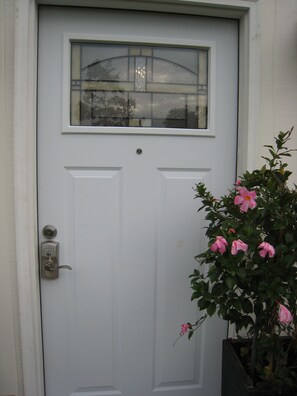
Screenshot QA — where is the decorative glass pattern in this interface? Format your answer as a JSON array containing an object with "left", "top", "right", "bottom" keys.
[{"left": 70, "top": 43, "right": 208, "bottom": 129}]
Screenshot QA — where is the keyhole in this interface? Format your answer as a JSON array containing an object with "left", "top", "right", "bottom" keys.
[{"left": 136, "top": 148, "right": 143, "bottom": 155}]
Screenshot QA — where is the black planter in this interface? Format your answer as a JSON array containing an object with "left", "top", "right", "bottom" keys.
[{"left": 222, "top": 339, "right": 297, "bottom": 396}]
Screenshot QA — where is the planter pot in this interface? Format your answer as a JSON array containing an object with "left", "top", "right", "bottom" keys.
[{"left": 222, "top": 339, "right": 297, "bottom": 396}]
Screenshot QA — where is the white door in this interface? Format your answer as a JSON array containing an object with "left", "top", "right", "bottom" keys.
[{"left": 38, "top": 6, "right": 238, "bottom": 396}]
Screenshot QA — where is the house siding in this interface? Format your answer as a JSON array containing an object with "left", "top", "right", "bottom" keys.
[
  {"left": 258, "top": 0, "right": 297, "bottom": 180},
  {"left": 0, "top": 0, "right": 296, "bottom": 395}
]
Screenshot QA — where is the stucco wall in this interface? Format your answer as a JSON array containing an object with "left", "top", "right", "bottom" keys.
[{"left": 0, "top": 0, "right": 296, "bottom": 395}]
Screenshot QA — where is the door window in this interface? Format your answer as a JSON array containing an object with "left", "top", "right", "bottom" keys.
[{"left": 70, "top": 43, "right": 208, "bottom": 129}]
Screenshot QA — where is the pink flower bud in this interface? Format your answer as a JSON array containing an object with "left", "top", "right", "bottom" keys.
[
  {"left": 278, "top": 304, "right": 293, "bottom": 324},
  {"left": 210, "top": 236, "right": 228, "bottom": 254},
  {"left": 231, "top": 239, "right": 248, "bottom": 255},
  {"left": 258, "top": 242, "right": 275, "bottom": 258},
  {"left": 180, "top": 323, "right": 190, "bottom": 335}
]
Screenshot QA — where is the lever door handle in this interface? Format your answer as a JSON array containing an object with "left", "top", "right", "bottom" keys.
[
  {"left": 44, "top": 260, "right": 72, "bottom": 272},
  {"left": 57, "top": 265, "right": 72, "bottom": 271}
]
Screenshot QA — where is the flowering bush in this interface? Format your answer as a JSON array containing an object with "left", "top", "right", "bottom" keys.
[{"left": 182, "top": 129, "right": 297, "bottom": 388}]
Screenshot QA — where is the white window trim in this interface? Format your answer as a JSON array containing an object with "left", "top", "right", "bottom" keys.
[{"left": 14, "top": 1, "right": 259, "bottom": 395}]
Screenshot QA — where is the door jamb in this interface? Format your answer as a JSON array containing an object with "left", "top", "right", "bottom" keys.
[{"left": 14, "top": 1, "right": 259, "bottom": 395}]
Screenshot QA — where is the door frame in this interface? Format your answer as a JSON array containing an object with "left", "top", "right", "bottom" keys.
[{"left": 14, "top": 1, "right": 259, "bottom": 395}]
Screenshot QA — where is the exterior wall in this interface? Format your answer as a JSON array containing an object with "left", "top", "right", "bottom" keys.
[
  {"left": 0, "top": 1, "right": 24, "bottom": 395},
  {"left": 0, "top": 0, "right": 296, "bottom": 395},
  {"left": 258, "top": 0, "right": 297, "bottom": 184}
]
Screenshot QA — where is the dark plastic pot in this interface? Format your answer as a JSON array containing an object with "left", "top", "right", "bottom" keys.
[{"left": 222, "top": 339, "right": 297, "bottom": 396}]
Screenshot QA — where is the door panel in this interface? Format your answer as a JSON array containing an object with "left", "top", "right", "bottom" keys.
[{"left": 38, "top": 6, "right": 238, "bottom": 396}]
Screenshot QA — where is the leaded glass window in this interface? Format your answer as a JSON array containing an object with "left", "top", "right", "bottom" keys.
[{"left": 70, "top": 43, "right": 208, "bottom": 129}]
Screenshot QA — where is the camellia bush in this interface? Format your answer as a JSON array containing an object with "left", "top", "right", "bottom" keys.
[{"left": 181, "top": 129, "right": 297, "bottom": 388}]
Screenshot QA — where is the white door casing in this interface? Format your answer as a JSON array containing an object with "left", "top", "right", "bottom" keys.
[
  {"left": 38, "top": 6, "right": 238, "bottom": 396},
  {"left": 14, "top": 2, "right": 259, "bottom": 396}
]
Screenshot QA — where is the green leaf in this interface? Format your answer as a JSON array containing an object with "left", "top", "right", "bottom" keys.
[
  {"left": 191, "top": 291, "right": 201, "bottom": 301},
  {"left": 208, "top": 266, "right": 220, "bottom": 282},
  {"left": 226, "top": 276, "right": 235, "bottom": 290},
  {"left": 240, "top": 315, "right": 254, "bottom": 329},
  {"left": 232, "top": 299, "right": 242, "bottom": 311},
  {"left": 198, "top": 299, "right": 209, "bottom": 310},
  {"left": 285, "top": 232, "right": 294, "bottom": 243},
  {"left": 236, "top": 267, "right": 246, "bottom": 279},
  {"left": 242, "top": 298, "right": 253, "bottom": 314},
  {"left": 218, "top": 305, "right": 227, "bottom": 318},
  {"left": 207, "top": 302, "right": 217, "bottom": 316}
]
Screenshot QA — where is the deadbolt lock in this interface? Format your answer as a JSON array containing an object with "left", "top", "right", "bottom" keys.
[{"left": 42, "top": 224, "right": 57, "bottom": 239}]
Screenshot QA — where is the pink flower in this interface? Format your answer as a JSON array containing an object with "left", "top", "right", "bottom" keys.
[
  {"left": 258, "top": 242, "right": 275, "bottom": 258},
  {"left": 234, "top": 187, "right": 257, "bottom": 212},
  {"left": 210, "top": 236, "right": 228, "bottom": 254},
  {"left": 231, "top": 239, "right": 248, "bottom": 255},
  {"left": 278, "top": 304, "right": 293, "bottom": 324},
  {"left": 180, "top": 323, "right": 190, "bottom": 335},
  {"left": 227, "top": 228, "right": 236, "bottom": 234}
]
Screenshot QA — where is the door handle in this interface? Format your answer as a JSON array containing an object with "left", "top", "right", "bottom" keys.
[
  {"left": 44, "top": 256, "right": 72, "bottom": 272},
  {"left": 40, "top": 225, "right": 72, "bottom": 280}
]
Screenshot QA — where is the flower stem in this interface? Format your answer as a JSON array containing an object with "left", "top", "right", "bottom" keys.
[{"left": 250, "top": 317, "right": 260, "bottom": 384}]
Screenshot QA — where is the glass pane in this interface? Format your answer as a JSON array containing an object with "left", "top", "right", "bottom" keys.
[
  {"left": 153, "top": 48, "right": 198, "bottom": 74},
  {"left": 70, "top": 42, "right": 209, "bottom": 129},
  {"left": 80, "top": 90, "right": 132, "bottom": 126},
  {"left": 130, "top": 93, "right": 152, "bottom": 119},
  {"left": 153, "top": 94, "right": 186, "bottom": 119},
  {"left": 82, "top": 57, "right": 129, "bottom": 82},
  {"left": 135, "top": 57, "right": 146, "bottom": 91}
]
